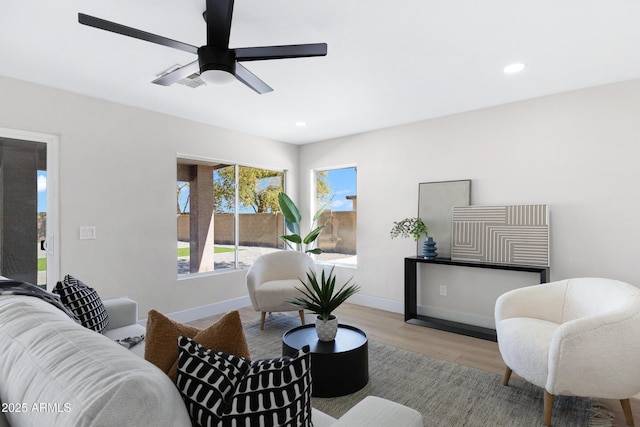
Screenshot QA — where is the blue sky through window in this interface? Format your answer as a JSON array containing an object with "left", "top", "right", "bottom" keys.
[{"left": 322, "top": 167, "right": 357, "bottom": 212}]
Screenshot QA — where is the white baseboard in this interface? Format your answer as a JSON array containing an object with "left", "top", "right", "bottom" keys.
[
  {"left": 346, "top": 293, "right": 404, "bottom": 314},
  {"left": 138, "top": 295, "right": 496, "bottom": 329},
  {"left": 138, "top": 293, "right": 407, "bottom": 326},
  {"left": 138, "top": 296, "right": 252, "bottom": 326}
]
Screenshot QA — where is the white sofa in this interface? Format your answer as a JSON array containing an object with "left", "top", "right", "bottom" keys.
[
  {"left": 0, "top": 294, "right": 422, "bottom": 427},
  {"left": 101, "top": 297, "right": 147, "bottom": 357}
]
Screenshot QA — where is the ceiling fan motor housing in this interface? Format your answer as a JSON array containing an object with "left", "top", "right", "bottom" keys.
[{"left": 198, "top": 46, "right": 236, "bottom": 75}]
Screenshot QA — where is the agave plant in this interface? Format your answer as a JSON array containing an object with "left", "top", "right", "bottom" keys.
[
  {"left": 278, "top": 192, "right": 330, "bottom": 254},
  {"left": 287, "top": 267, "right": 360, "bottom": 322}
]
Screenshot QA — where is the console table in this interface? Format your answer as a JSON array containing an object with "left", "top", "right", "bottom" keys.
[{"left": 405, "top": 257, "right": 549, "bottom": 341}]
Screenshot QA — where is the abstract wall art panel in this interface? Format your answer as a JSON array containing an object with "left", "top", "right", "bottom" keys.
[{"left": 451, "top": 204, "right": 549, "bottom": 266}]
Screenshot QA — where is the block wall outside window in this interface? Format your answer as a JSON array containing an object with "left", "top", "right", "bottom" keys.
[{"left": 313, "top": 166, "right": 357, "bottom": 266}]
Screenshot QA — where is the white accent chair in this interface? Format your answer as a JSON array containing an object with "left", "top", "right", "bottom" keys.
[
  {"left": 495, "top": 278, "right": 640, "bottom": 426},
  {"left": 246, "top": 250, "right": 316, "bottom": 330}
]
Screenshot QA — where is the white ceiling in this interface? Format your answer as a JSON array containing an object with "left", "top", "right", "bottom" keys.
[{"left": 2, "top": 0, "right": 640, "bottom": 144}]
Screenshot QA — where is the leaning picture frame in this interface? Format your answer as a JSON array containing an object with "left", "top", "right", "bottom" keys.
[{"left": 417, "top": 180, "right": 471, "bottom": 259}]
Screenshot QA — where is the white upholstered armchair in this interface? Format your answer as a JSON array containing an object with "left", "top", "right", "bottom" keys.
[
  {"left": 246, "top": 250, "right": 316, "bottom": 330},
  {"left": 495, "top": 278, "right": 640, "bottom": 426}
]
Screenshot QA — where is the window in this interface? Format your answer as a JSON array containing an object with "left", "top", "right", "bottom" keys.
[
  {"left": 177, "top": 158, "right": 285, "bottom": 276},
  {"left": 313, "top": 166, "right": 357, "bottom": 266}
]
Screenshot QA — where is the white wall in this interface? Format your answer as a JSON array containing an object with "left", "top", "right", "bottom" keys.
[
  {"left": 0, "top": 75, "right": 299, "bottom": 317},
  {"left": 4, "top": 73, "right": 640, "bottom": 325},
  {"left": 300, "top": 79, "right": 640, "bottom": 326}
]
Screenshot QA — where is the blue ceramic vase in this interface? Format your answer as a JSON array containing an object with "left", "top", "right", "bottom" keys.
[{"left": 422, "top": 237, "right": 438, "bottom": 259}]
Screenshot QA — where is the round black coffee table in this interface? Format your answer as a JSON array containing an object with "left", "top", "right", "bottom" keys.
[{"left": 282, "top": 324, "right": 368, "bottom": 397}]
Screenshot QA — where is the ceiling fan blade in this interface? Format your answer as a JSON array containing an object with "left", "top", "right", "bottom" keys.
[
  {"left": 235, "top": 63, "right": 273, "bottom": 94},
  {"left": 78, "top": 13, "right": 198, "bottom": 54},
  {"left": 236, "top": 43, "right": 327, "bottom": 62},
  {"left": 152, "top": 60, "right": 200, "bottom": 86},
  {"left": 206, "top": 0, "right": 234, "bottom": 48}
]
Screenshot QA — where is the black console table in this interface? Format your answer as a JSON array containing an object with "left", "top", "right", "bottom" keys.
[{"left": 405, "top": 257, "right": 549, "bottom": 341}]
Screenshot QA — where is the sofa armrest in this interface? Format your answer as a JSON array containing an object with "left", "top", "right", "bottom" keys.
[
  {"left": 332, "top": 396, "right": 422, "bottom": 427},
  {"left": 103, "top": 297, "right": 138, "bottom": 331}
]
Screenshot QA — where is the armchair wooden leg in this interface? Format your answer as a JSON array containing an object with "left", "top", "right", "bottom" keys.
[
  {"left": 298, "top": 310, "right": 305, "bottom": 326},
  {"left": 502, "top": 367, "right": 512, "bottom": 386},
  {"left": 544, "top": 390, "right": 554, "bottom": 427},
  {"left": 620, "top": 398, "right": 635, "bottom": 426},
  {"left": 260, "top": 312, "right": 266, "bottom": 330}
]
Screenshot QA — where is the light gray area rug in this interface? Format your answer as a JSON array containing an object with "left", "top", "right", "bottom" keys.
[{"left": 244, "top": 313, "right": 611, "bottom": 427}]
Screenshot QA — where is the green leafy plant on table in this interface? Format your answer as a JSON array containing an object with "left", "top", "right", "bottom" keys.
[
  {"left": 390, "top": 217, "right": 428, "bottom": 241},
  {"left": 287, "top": 267, "right": 360, "bottom": 322}
]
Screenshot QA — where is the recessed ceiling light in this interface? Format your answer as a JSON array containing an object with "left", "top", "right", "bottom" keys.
[
  {"left": 504, "top": 63, "right": 526, "bottom": 74},
  {"left": 295, "top": 121, "right": 307, "bottom": 127}
]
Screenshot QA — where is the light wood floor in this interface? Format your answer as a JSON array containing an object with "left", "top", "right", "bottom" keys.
[{"left": 189, "top": 303, "right": 638, "bottom": 426}]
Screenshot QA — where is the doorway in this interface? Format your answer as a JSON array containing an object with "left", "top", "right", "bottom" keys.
[{"left": 0, "top": 127, "right": 58, "bottom": 288}]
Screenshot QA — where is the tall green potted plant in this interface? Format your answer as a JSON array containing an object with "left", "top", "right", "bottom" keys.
[
  {"left": 278, "top": 192, "right": 330, "bottom": 254},
  {"left": 287, "top": 267, "right": 360, "bottom": 341}
]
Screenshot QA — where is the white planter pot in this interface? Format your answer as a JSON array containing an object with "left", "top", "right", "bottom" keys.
[{"left": 315, "top": 315, "right": 338, "bottom": 341}]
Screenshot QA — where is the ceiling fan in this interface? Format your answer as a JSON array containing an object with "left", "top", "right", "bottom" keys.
[{"left": 78, "top": 0, "right": 327, "bottom": 94}]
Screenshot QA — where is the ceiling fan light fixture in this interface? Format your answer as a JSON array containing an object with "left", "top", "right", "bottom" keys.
[
  {"left": 198, "top": 45, "right": 236, "bottom": 85},
  {"left": 200, "top": 69, "right": 235, "bottom": 85}
]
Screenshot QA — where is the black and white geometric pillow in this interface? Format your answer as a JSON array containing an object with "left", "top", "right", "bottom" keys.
[
  {"left": 177, "top": 336, "right": 313, "bottom": 427},
  {"left": 52, "top": 274, "right": 109, "bottom": 333}
]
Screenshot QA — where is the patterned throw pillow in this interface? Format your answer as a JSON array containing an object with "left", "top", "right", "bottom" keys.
[
  {"left": 53, "top": 274, "right": 109, "bottom": 333},
  {"left": 177, "top": 336, "right": 313, "bottom": 427}
]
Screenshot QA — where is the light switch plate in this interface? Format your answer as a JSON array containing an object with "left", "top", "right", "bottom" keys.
[{"left": 79, "top": 226, "right": 96, "bottom": 240}]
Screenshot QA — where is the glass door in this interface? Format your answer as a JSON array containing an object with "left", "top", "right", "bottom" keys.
[{"left": 0, "top": 128, "right": 58, "bottom": 288}]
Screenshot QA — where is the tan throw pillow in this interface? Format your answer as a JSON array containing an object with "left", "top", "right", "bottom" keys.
[{"left": 144, "top": 309, "right": 250, "bottom": 382}]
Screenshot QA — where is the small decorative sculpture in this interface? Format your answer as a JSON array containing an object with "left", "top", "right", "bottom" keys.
[{"left": 422, "top": 237, "right": 438, "bottom": 259}]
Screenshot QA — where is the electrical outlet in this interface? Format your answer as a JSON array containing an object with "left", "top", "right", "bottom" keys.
[{"left": 439, "top": 285, "right": 447, "bottom": 296}]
